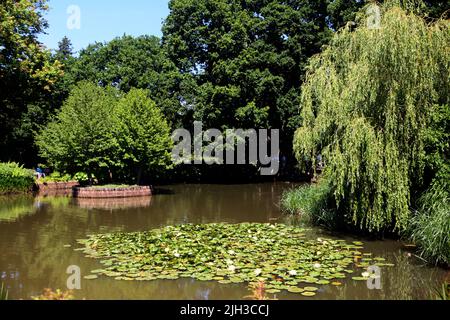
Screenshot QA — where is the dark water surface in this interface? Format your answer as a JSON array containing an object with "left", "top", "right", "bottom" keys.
[{"left": 0, "top": 184, "right": 446, "bottom": 300}]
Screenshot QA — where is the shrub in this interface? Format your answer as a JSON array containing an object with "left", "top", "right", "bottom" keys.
[
  {"left": 0, "top": 162, "right": 35, "bottom": 194},
  {"left": 40, "top": 171, "right": 73, "bottom": 183}
]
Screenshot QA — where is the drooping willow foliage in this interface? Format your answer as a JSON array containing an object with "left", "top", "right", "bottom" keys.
[{"left": 293, "top": 2, "right": 449, "bottom": 232}]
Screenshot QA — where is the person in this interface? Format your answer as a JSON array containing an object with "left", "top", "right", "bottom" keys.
[{"left": 36, "top": 167, "right": 44, "bottom": 179}]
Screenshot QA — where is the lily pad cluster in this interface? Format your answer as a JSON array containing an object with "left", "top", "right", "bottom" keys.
[{"left": 76, "top": 223, "right": 390, "bottom": 296}]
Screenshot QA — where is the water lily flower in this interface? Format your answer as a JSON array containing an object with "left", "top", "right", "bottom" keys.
[
  {"left": 289, "top": 270, "right": 297, "bottom": 276},
  {"left": 164, "top": 248, "right": 170, "bottom": 253},
  {"left": 173, "top": 252, "right": 180, "bottom": 258},
  {"left": 228, "top": 265, "right": 236, "bottom": 272},
  {"left": 226, "top": 259, "right": 233, "bottom": 265},
  {"left": 254, "top": 269, "right": 262, "bottom": 276},
  {"left": 313, "top": 263, "right": 321, "bottom": 269},
  {"left": 228, "top": 250, "right": 235, "bottom": 255}
]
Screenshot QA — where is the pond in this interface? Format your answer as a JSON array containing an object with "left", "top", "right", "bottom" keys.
[{"left": 0, "top": 183, "right": 446, "bottom": 300}]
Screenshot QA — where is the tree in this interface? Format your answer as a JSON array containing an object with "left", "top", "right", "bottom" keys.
[
  {"left": 327, "top": 0, "right": 448, "bottom": 29},
  {"left": 0, "top": 0, "right": 63, "bottom": 163},
  {"left": 55, "top": 36, "right": 74, "bottom": 60},
  {"left": 67, "top": 35, "right": 192, "bottom": 127},
  {"left": 36, "top": 82, "right": 122, "bottom": 182},
  {"left": 293, "top": 2, "right": 449, "bottom": 232},
  {"left": 36, "top": 83, "right": 174, "bottom": 184},
  {"left": 162, "top": 0, "right": 336, "bottom": 158},
  {"left": 116, "top": 89, "right": 173, "bottom": 184}
]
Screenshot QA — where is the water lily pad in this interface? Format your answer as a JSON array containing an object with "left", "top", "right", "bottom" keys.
[
  {"left": 74, "top": 223, "right": 377, "bottom": 298},
  {"left": 304, "top": 286, "right": 319, "bottom": 292},
  {"left": 90, "top": 269, "right": 104, "bottom": 274},
  {"left": 83, "top": 275, "right": 98, "bottom": 280},
  {"left": 352, "top": 277, "right": 369, "bottom": 281},
  {"left": 301, "top": 291, "right": 317, "bottom": 297},
  {"left": 266, "top": 289, "right": 281, "bottom": 294},
  {"left": 287, "top": 287, "right": 304, "bottom": 293}
]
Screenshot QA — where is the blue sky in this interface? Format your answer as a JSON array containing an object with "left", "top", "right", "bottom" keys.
[{"left": 39, "top": 0, "right": 170, "bottom": 53}]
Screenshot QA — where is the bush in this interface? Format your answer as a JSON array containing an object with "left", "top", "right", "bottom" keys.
[
  {"left": 40, "top": 172, "right": 73, "bottom": 183},
  {"left": 0, "top": 162, "right": 35, "bottom": 194},
  {"left": 280, "top": 179, "right": 336, "bottom": 228}
]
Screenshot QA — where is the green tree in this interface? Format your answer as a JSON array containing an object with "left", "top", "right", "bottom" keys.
[
  {"left": 116, "top": 89, "right": 173, "bottom": 184},
  {"left": 0, "top": 0, "right": 63, "bottom": 163},
  {"left": 327, "top": 0, "right": 448, "bottom": 29},
  {"left": 36, "top": 82, "right": 122, "bottom": 182},
  {"left": 162, "top": 0, "right": 335, "bottom": 156},
  {"left": 55, "top": 36, "right": 74, "bottom": 61},
  {"left": 293, "top": 2, "right": 449, "bottom": 232},
  {"left": 67, "top": 35, "right": 192, "bottom": 127}
]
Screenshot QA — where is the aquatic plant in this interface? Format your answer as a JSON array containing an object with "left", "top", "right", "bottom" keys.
[
  {"left": 76, "top": 223, "right": 391, "bottom": 297},
  {"left": 244, "top": 281, "right": 271, "bottom": 301}
]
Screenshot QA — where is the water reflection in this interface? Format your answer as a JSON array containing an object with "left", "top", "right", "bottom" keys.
[
  {"left": 0, "top": 183, "right": 447, "bottom": 300},
  {"left": 74, "top": 196, "right": 152, "bottom": 211},
  {"left": 0, "top": 196, "right": 36, "bottom": 222}
]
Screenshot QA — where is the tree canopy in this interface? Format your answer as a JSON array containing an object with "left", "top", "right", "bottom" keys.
[
  {"left": 66, "top": 35, "right": 193, "bottom": 127},
  {"left": 0, "top": 0, "right": 62, "bottom": 163},
  {"left": 293, "top": 2, "right": 449, "bottom": 232},
  {"left": 36, "top": 82, "right": 173, "bottom": 184},
  {"left": 162, "top": 0, "right": 337, "bottom": 155}
]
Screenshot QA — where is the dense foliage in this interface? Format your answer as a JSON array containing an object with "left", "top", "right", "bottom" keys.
[
  {"left": 36, "top": 82, "right": 173, "bottom": 184},
  {"left": 162, "top": 0, "right": 337, "bottom": 155},
  {"left": 0, "top": 0, "right": 63, "bottom": 163},
  {"left": 65, "top": 35, "right": 193, "bottom": 127},
  {"left": 0, "top": 162, "right": 35, "bottom": 194},
  {"left": 115, "top": 89, "right": 174, "bottom": 183},
  {"left": 293, "top": 3, "right": 449, "bottom": 234}
]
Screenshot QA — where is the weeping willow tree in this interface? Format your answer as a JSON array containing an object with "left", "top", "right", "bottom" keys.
[{"left": 293, "top": 1, "right": 449, "bottom": 233}]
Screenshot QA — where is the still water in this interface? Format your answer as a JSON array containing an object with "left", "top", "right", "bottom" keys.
[{"left": 0, "top": 184, "right": 446, "bottom": 300}]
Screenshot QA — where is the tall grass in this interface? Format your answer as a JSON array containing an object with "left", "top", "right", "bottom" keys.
[
  {"left": 280, "top": 179, "right": 336, "bottom": 228},
  {"left": 0, "top": 162, "right": 35, "bottom": 194},
  {"left": 407, "top": 177, "right": 450, "bottom": 266}
]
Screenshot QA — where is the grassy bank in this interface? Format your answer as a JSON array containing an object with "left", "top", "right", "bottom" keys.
[{"left": 0, "top": 163, "right": 35, "bottom": 194}]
